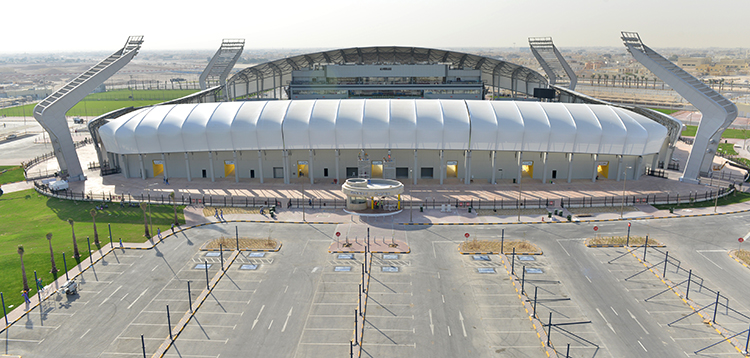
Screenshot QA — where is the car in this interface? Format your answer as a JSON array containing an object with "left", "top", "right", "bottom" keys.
[{"left": 6, "top": 134, "right": 16, "bottom": 140}]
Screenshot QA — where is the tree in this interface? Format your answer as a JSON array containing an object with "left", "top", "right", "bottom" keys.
[
  {"left": 90, "top": 209, "right": 99, "bottom": 245},
  {"left": 46, "top": 233, "right": 58, "bottom": 274},
  {"left": 603, "top": 74, "right": 609, "bottom": 86},
  {"left": 68, "top": 218, "right": 80, "bottom": 259},
  {"left": 140, "top": 202, "right": 150, "bottom": 238},
  {"left": 169, "top": 192, "right": 179, "bottom": 226},
  {"left": 18, "top": 245, "right": 29, "bottom": 293}
]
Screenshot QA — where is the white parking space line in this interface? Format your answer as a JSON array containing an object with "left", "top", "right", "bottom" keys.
[
  {"left": 696, "top": 251, "right": 724, "bottom": 270},
  {"left": 99, "top": 285, "right": 122, "bottom": 307}
]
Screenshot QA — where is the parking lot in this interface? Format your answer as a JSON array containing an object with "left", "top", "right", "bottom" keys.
[{"left": 3, "top": 217, "right": 750, "bottom": 358}]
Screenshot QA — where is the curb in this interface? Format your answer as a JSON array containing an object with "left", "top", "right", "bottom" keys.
[
  {"left": 585, "top": 244, "right": 667, "bottom": 248},
  {"left": 728, "top": 250, "right": 750, "bottom": 270},
  {"left": 460, "top": 251, "right": 543, "bottom": 255}
]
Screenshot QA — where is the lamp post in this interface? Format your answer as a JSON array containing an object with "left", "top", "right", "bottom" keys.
[
  {"left": 620, "top": 166, "right": 632, "bottom": 218},
  {"left": 302, "top": 182, "right": 305, "bottom": 222}
]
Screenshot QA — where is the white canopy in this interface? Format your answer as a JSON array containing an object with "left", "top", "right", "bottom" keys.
[{"left": 99, "top": 99, "right": 667, "bottom": 156}]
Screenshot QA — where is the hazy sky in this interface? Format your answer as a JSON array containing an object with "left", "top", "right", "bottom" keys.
[{"left": 2, "top": 0, "right": 748, "bottom": 54}]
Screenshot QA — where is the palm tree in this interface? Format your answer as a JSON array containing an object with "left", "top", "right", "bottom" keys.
[
  {"left": 603, "top": 74, "right": 609, "bottom": 86},
  {"left": 140, "top": 202, "right": 150, "bottom": 238},
  {"left": 169, "top": 192, "right": 179, "bottom": 226},
  {"left": 18, "top": 245, "right": 29, "bottom": 293},
  {"left": 68, "top": 218, "right": 80, "bottom": 259},
  {"left": 90, "top": 209, "right": 100, "bottom": 245},
  {"left": 46, "top": 233, "right": 58, "bottom": 274}
]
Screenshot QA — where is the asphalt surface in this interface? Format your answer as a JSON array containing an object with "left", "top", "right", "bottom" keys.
[{"left": 2, "top": 214, "right": 750, "bottom": 357}]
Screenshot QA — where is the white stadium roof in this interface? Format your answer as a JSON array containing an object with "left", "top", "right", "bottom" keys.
[{"left": 98, "top": 99, "right": 667, "bottom": 156}]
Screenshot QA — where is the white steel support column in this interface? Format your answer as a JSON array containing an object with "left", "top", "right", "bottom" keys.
[
  {"left": 413, "top": 150, "right": 418, "bottom": 185},
  {"left": 233, "top": 151, "right": 239, "bottom": 183},
  {"left": 335, "top": 150, "right": 340, "bottom": 184},
  {"left": 591, "top": 154, "right": 598, "bottom": 182},
  {"left": 567, "top": 153, "right": 574, "bottom": 183},
  {"left": 651, "top": 151, "right": 659, "bottom": 171},
  {"left": 257, "top": 150, "right": 264, "bottom": 184},
  {"left": 161, "top": 153, "right": 168, "bottom": 180},
  {"left": 542, "top": 152, "right": 548, "bottom": 184},
  {"left": 139, "top": 154, "right": 146, "bottom": 180},
  {"left": 635, "top": 156, "right": 643, "bottom": 180},
  {"left": 309, "top": 150, "right": 315, "bottom": 185},
  {"left": 465, "top": 150, "right": 472, "bottom": 185},
  {"left": 616, "top": 155, "right": 623, "bottom": 182},
  {"left": 516, "top": 151, "right": 523, "bottom": 183},
  {"left": 282, "top": 150, "right": 290, "bottom": 184},
  {"left": 208, "top": 152, "right": 215, "bottom": 182},
  {"left": 121, "top": 154, "right": 129, "bottom": 178},
  {"left": 440, "top": 150, "right": 445, "bottom": 185},
  {"left": 491, "top": 151, "right": 496, "bottom": 184},
  {"left": 185, "top": 153, "right": 192, "bottom": 182}
]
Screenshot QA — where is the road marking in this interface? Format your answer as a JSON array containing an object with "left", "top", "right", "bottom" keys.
[
  {"left": 151, "top": 264, "right": 159, "bottom": 272},
  {"left": 557, "top": 240, "right": 571, "bottom": 256},
  {"left": 610, "top": 306, "right": 618, "bottom": 316},
  {"left": 268, "top": 320, "right": 273, "bottom": 330},
  {"left": 281, "top": 306, "right": 293, "bottom": 332},
  {"left": 120, "top": 293, "right": 129, "bottom": 301},
  {"left": 252, "top": 305, "right": 265, "bottom": 330},
  {"left": 80, "top": 328, "right": 91, "bottom": 339},
  {"left": 459, "top": 311, "right": 468, "bottom": 337},
  {"left": 586, "top": 276, "right": 592, "bottom": 283},
  {"left": 311, "top": 267, "right": 319, "bottom": 273},
  {"left": 638, "top": 340, "right": 647, "bottom": 352},
  {"left": 437, "top": 272, "right": 440, "bottom": 279},
  {"left": 696, "top": 251, "right": 724, "bottom": 270},
  {"left": 284, "top": 285, "right": 288, "bottom": 293},
  {"left": 429, "top": 309, "right": 434, "bottom": 335},
  {"left": 447, "top": 325, "right": 451, "bottom": 337},
  {"left": 127, "top": 288, "right": 148, "bottom": 309},
  {"left": 99, "top": 285, "right": 122, "bottom": 307},
  {"left": 442, "top": 295, "right": 445, "bottom": 303},
  {"left": 627, "top": 309, "right": 649, "bottom": 335},
  {"left": 596, "top": 308, "right": 615, "bottom": 333}
]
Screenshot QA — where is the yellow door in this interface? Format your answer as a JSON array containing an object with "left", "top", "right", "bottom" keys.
[
  {"left": 446, "top": 161, "right": 458, "bottom": 178},
  {"left": 224, "top": 160, "right": 235, "bottom": 177},
  {"left": 371, "top": 161, "right": 383, "bottom": 178},
  {"left": 522, "top": 161, "right": 533, "bottom": 178},
  {"left": 597, "top": 161, "right": 609, "bottom": 179},
  {"left": 152, "top": 160, "right": 164, "bottom": 177},
  {"left": 297, "top": 161, "right": 309, "bottom": 177}
]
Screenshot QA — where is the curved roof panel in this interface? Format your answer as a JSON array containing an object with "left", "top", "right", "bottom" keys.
[
  {"left": 99, "top": 99, "right": 667, "bottom": 157},
  {"left": 227, "top": 46, "right": 548, "bottom": 98}
]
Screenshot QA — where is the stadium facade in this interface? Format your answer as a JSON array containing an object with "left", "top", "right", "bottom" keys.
[{"left": 84, "top": 45, "right": 682, "bottom": 185}]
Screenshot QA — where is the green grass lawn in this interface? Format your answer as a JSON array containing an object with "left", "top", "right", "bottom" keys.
[
  {"left": 683, "top": 125, "right": 750, "bottom": 140},
  {"left": 0, "top": 166, "right": 25, "bottom": 185},
  {"left": 650, "top": 108, "right": 680, "bottom": 115},
  {"left": 0, "top": 89, "right": 199, "bottom": 118},
  {"left": 0, "top": 189, "right": 184, "bottom": 311},
  {"left": 653, "top": 190, "right": 750, "bottom": 210},
  {"left": 718, "top": 143, "right": 739, "bottom": 156}
]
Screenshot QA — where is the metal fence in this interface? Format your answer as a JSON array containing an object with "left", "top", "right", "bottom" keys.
[{"left": 33, "top": 180, "right": 734, "bottom": 211}]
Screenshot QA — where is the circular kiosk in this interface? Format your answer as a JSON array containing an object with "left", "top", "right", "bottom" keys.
[{"left": 341, "top": 178, "right": 404, "bottom": 215}]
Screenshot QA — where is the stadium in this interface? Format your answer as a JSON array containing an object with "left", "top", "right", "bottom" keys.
[{"left": 35, "top": 35, "right": 735, "bottom": 187}]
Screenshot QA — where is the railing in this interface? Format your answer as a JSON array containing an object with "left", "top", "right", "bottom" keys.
[
  {"left": 100, "top": 166, "right": 121, "bottom": 176},
  {"left": 644, "top": 168, "right": 668, "bottom": 178},
  {"left": 32, "top": 180, "right": 734, "bottom": 211},
  {"left": 21, "top": 138, "right": 92, "bottom": 174}
]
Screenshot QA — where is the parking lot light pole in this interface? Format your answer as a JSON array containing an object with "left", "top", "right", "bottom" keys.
[
  {"left": 62, "top": 252, "right": 69, "bottom": 281},
  {"left": 141, "top": 334, "right": 146, "bottom": 358},
  {"left": 205, "top": 260, "right": 209, "bottom": 290},
  {"left": 187, "top": 281, "right": 192, "bottom": 313}
]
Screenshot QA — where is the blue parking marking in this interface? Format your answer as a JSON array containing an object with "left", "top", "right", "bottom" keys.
[
  {"left": 477, "top": 268, "right": 495, "bottom": 274},
  {"left": 525, "top": 267, "right": 543, "bottom": 274},
  {"left": 382, "top": 266, "right": 399, "bottom": 273},
  {"left": 247, "top": 252, "right": 266, "bottom": 258},
  {"left": 382, "top": 254, "right": 399, "bottom": 260},
  {"left": 195, "top": 264, "right": 212, "bottom": 269},
  {"left": 205, "top": 252, "right": 221, "bottom": 257},
  {"left": 334, "top": 266, "right": 352, "bottom": 272},
  {"left": 240, "top": 264, "right": 258, "bottom": 270},
  {"left": 472, "top": 255, "right": 491, "bottom": 261},
  {"left": 337, "top": 254, "right": 355, "bottom": 260},
  {"left": 519, "top": 256, "right": 536, "bottom": 261}
]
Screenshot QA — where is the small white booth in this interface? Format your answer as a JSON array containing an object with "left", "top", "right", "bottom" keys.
[{"left": 341, "top": 178, "right": 404, "bottom": 212}]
